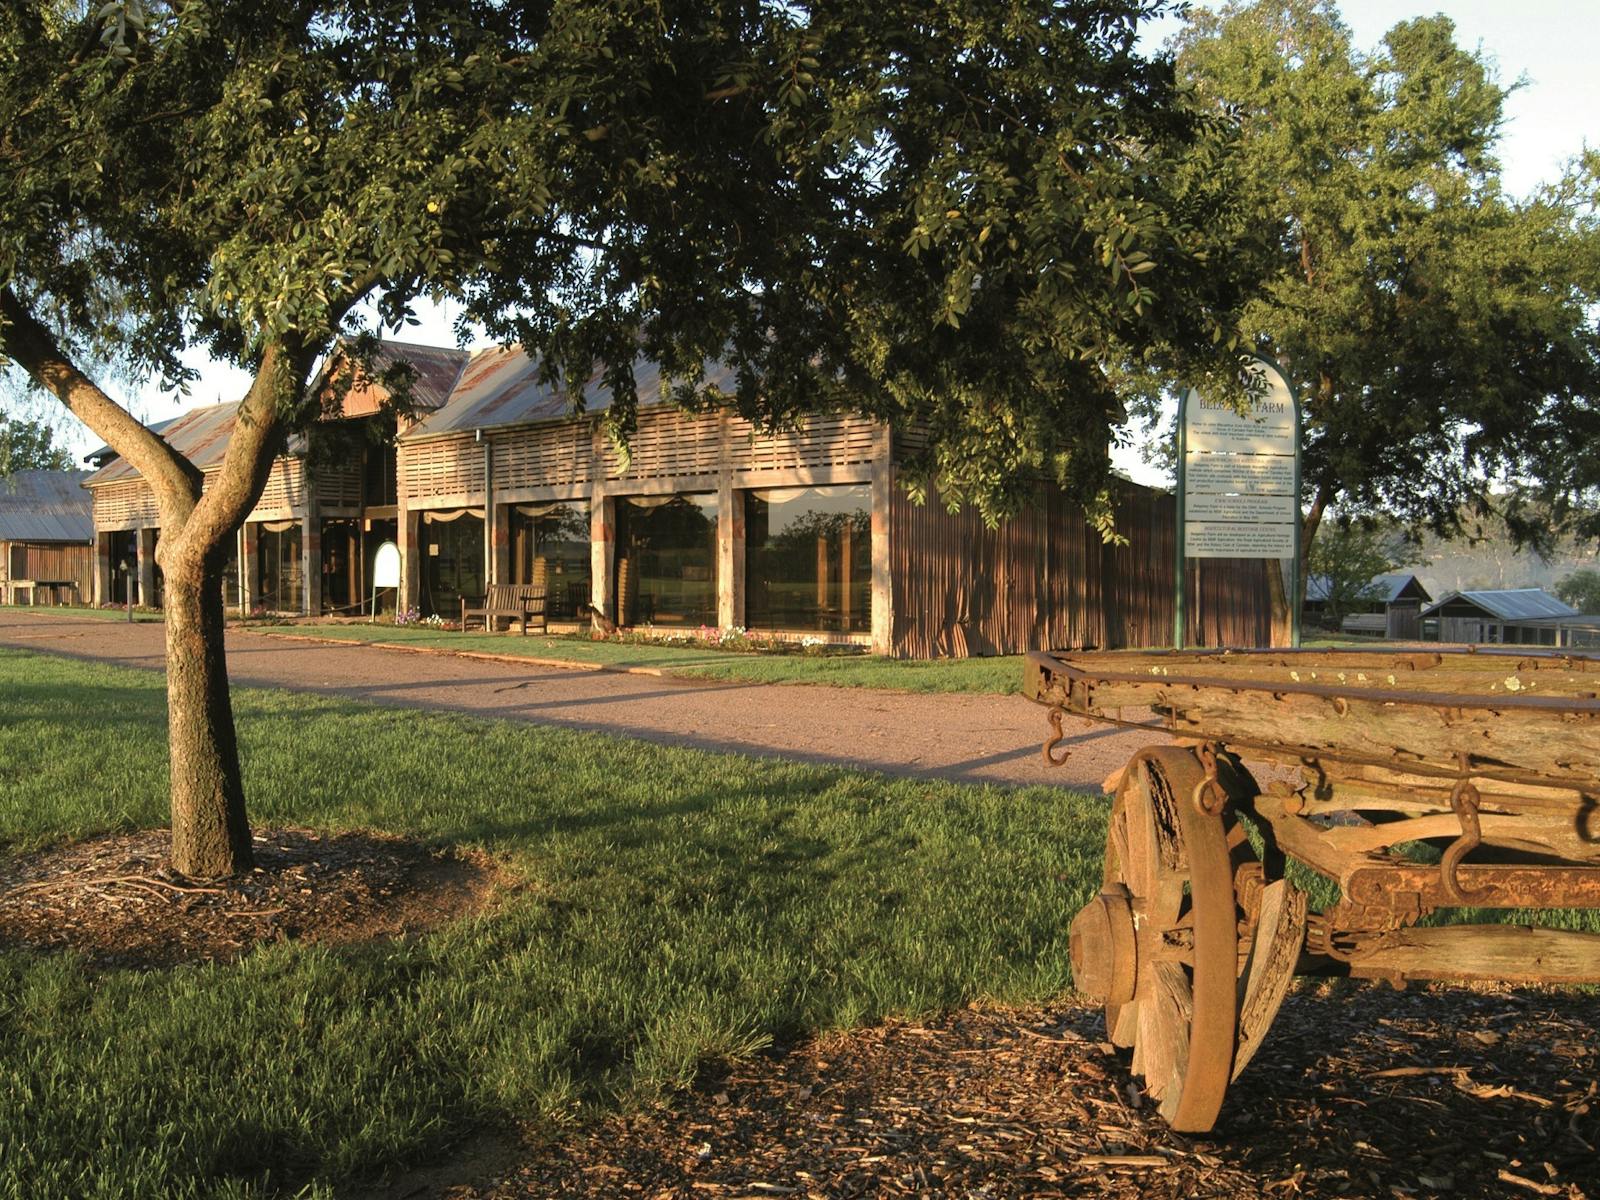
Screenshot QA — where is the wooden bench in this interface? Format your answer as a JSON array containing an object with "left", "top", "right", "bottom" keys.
[{"left": 461, "top": 584, "right": 547, "bottom": 635}]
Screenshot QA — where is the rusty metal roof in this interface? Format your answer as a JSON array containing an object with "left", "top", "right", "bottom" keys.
[
  {"left": 403, "top": 344, "right": 738, "bottom": 439},
  {"left": 0, "top": 469, "right": 93, "bottom": 542},
  {"left": 348, "top": 338, "right": 471, "bottom": 412},
  {"left": 84, "top": 340, "right": 469, "bottom": 485},
  {"left": 83, "top": 402, "right": 246, "bottom": 486}
]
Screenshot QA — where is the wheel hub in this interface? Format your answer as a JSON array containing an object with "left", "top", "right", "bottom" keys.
[{"left": 1069, "top": 885, "right": 1137, "bottom": 1005}]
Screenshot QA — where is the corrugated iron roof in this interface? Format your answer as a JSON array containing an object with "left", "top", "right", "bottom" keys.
[
  {"left": 1305, "top": 571, "right": 1430, "bottom": 605},
  {"left": 83, "top": 402, "right": 245, "bottom": 485},
  {"left": 83, "top": 339, "right": 467, "bottom": 484},
  {"left": 0, "top": 469, "right": 93, "bottom": 542},
  {"left": 350, "top": 338, "right": 472, "bottom": 411},
  {"left": 404, "top": 344, "right": 739, "bottom": 439},
  {"left": 1422, "top": 588, "right": 1578, "bottom": 621}
]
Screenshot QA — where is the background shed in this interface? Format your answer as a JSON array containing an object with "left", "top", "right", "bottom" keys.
[{"left": 0, "top": 470, "right": 93, "bottom": 604}]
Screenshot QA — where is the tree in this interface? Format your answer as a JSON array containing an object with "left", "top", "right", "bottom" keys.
[
  {"left": 1306, "top": 521, "right": 1403, "bottom": 629},
  {"left": 1166, "top": 1, "right": 1600, "bottom": 619},
  {"left": 1555, "top": 569, "right": 1600, "bottom": 615},
  {"left": 2, "top": 2, "right": 1247, "bottom": 876},
  {"left": 0, "top": 414, "right": 73, "bottom": 474}
]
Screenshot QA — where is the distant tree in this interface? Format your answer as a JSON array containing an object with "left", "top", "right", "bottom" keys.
[
  {"left": 1161, "top": 1, "right": 1600, "bottom": 625},
  {"left": 0, "top": 415, "right": 72, "bottom": 474},
  {"left": 1307, "top": 522, "right": 1404, "bottom": 630},
  {"left": 1555, "top": 569, "right": 1600, "bottom": 615}
]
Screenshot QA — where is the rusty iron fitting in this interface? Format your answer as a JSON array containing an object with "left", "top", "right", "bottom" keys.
[
  {"left": 1042, "top": 706, "right": 1072, "bottom": 767},
  {"left": 1192, "top": 741, "right": 1228, "bottom": 816},
  {"left": 1439, "top": 775, "right": 1491, "bottom": 906}
]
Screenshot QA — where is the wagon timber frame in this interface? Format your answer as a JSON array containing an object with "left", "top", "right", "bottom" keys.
[{"left": 1026, "top": 646, "right": 1600, "bottom": 1133}]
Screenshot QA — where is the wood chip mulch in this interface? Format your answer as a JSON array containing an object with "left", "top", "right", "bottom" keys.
[
  {"left": 430, "top": 985, "right": 1596, "bottom": 1200},
  {"left": 0, "top": 827, "right": 502, "bottom": 969}
]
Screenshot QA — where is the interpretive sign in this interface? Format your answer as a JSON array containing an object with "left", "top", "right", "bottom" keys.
[
  {"left": 1174, "top": 358, "right": 1302, "bottom": 647},
  {"left": 1180, "top": 361, "right": 1298, "bottom": 556}
]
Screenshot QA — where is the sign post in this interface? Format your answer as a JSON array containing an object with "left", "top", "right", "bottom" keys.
[{"left": 1175, "top": 358, "right": 1302, "bottom": 648}]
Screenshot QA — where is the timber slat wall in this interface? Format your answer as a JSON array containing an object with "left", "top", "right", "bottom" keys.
[
  {"left": 491, "top": 422, "right": 594, "bottom": 491},
  {"left": 403, "top": 407, "right": 882, "bottom": 499},
  {"left": 889, "top": 480, "right": 1272, "bottom": 657},
  {"left": 90, "top": 459, "right": 315, "bottom": 529},
  {"left": 401, "top": 435, "right": 485, "bottom": 500}
]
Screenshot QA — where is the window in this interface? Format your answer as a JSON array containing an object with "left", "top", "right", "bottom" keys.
[
  {"left": 615, "top": 494, "right": 717, "bottom": 626},
  {"left": 745, "top": 485, "right": 871, "bottom": 633},
  {"left": 510, "top": 503, "right": 590, "bottom": 620},
  {"left": 256, "top": 522, "right": 303, "bottom": 613},
  {"left": 420, "top": 510, "right": 484, "bottom": 617}
]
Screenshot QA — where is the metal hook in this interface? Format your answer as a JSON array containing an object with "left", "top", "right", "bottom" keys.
[
  {"left": 1440, "top": 753, "right": 1490, "bottom": 905},
  {"left": 1042, "top": 706, "right": 1072, "bottom": 767}
]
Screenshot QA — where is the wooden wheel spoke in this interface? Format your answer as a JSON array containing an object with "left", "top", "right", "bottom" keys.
[
  {"left": 1075, "top": 748, "right": 1245, "bottom": 1134},
  {"left": 1140, "top": 962, "right": 1192, "bottom": 1107}
]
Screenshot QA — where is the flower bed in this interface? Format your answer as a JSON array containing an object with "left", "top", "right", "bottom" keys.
[{"left": 595, "top": 624, "right": 865, "bottom": 657}]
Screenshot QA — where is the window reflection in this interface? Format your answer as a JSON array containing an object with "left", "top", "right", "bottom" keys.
[
  {"left": 420, "top": 510, "right": 484, "bottom": 617},
  {"left": 745, "top": 485, "right": 871, "bottom": 633},
  {"left": 510, "top": 503, "right": 591, "bottom": 620},
  {"left": 256, "top": 521, "right": 302, "bottom": 613},
  {"left": 615, "top": 494, "right": 717, "bottom": 626}
]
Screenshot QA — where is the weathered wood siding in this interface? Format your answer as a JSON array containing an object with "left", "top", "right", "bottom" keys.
[
  {"left": 89, "top": 458, "right": 323, "bottom": 530},
  {"left": 889, "top": 480, "right": 1273, "bottom": 657},
  {"left": 403, "top": 407, "right": 882, "bottom": 502},
  {"left": 2, "top": 541, "right": 92, "bottom": 597}
]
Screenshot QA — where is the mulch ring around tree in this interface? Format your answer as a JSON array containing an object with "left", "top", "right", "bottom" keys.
[
  {"left": 429, "top": 986, "right": 1596, "bottom": 1200},
  {"left": 0, "top": 827, "right": 505, "bottom": 969}
]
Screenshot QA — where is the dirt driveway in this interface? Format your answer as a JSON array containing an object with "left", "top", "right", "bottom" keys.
[{"left": 0, "top": 610, "right": 1161, "bottom": 794}]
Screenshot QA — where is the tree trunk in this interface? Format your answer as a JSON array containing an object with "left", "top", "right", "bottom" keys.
[{"left": 163, "top": 550, "right": 253, "bottom": 877}]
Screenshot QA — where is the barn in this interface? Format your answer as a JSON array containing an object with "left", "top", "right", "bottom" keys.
[{"left": 82, "top": 340, "right": 1278, "bottom": 656}]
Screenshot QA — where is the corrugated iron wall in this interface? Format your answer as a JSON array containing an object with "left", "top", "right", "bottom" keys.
[
  {"left": 2, "top": 542, "right": 93, "bottom": 599},
  {"left": 889, "top": 480, "right": 1274, "bottom": 658}
]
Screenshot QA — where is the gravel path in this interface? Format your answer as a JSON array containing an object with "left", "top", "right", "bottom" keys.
[{"left": 0, "top": 610, "right": 1165, "bottom": 793}]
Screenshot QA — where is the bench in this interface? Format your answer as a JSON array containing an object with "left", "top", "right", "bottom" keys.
[{"left": 461, "top": 584, "right": 547, "bottom": 635}]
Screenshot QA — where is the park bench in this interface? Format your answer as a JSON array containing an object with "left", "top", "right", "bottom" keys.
[{"left": 460, "top": 584, "right": 547, "bottom": 635}]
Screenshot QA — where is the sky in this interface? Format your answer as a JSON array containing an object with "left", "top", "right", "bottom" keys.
[{"left": 28, "top": 1, "right": 1600, "bottom": 472}]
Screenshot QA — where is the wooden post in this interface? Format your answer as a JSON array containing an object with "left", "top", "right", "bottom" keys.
[
  {"left": 301, "top": 504, "right": 322, "bottom": 616},
  {"left": 135, "top": 526, "right": 157, "bottom": 609},
  {"left": 398, "top": 505, "right": 420, "bottom": 616},
  {"left": 590, "top": 487, "right": 614, "bottom": 624},
  {"left": 870, "top": 428, "right": 894, "bottom": 656},
  {"left": 240, "top": 522, "right": 260, "bottom": 615},
  {"left": 92, "top": 532, "right": 111, "bottom": 606},
  {"left": 717, "top": 474, "right": 744, "bottom": 630}
]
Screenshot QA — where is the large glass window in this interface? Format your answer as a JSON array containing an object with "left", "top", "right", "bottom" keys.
[
  {"left": 420, "top": 510, "right": 484, "bottom": 617},
  {"left": 615, "top": 494, "right": 717, "bottom": 626},
  {"left": 256, "top": 521, "right": 303, "bottom": 613},
  {"left": 745, "top": 485, "right": 871, "bottom": 633},
  {"left": 321, "top": 519, "right": 361, "bottom": 614},
  {"left": 510, "top": 503, "right": 591, "bottom": 620}
]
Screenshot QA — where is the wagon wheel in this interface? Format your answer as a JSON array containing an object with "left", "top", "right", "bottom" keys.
[{"left": 1069, "top": 746, "right": 1245, "bottom": 1132}]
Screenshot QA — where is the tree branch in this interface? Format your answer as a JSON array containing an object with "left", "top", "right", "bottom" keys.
[{"left": 0, "top": 286, "right": 202, "bottom": 514}]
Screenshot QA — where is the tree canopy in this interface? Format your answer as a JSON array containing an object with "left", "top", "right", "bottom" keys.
[
  {"left": 1164, "top": 0, "right": 1600, "bottom": 556},
  {"left": 1, "top": 0, "right": 1251, "bottom": 874},
  {"left": 0, "top": 414, "right": 73, "bottom": 474}
]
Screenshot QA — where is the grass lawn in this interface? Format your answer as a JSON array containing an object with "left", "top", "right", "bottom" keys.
[
  {"left": 0, "top": 648, "right": 1097, "bottom": 1199},
  {"left": 0, "top": 603, "right": 164, "bottom": 623},
  {"left": 254, "top": 622, "right": 1030, "bottom": 694}
]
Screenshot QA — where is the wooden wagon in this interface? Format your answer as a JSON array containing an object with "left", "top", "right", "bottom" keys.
[{"left": 1026, "top": 647, "right": 1600, "bottom": 1133}]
